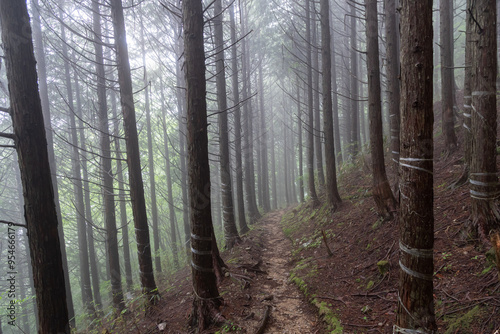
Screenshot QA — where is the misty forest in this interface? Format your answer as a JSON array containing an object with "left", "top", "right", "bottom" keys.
[{"left": 0, "top": 0, "right": 499, "bottom": 333}]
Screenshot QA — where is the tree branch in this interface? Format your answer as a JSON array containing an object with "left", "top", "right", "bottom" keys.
[
  {"left": 0, "top": 132, "right": 15, "bottom": 140},
  {"left": 0, "top": 106, "right": 9, "bottom": 113}
]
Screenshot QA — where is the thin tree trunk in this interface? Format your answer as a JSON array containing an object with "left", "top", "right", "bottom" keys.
[
  {"left": 365, "top": 0, "right": 397, "bottom": 220},
  {"left": 31, "top": 0, "right": 75, "bottom": 324},
  {"left": 183, "top": 0, "right": 223, "bottom": 329},
  {"left": 258, "top": 60, "right": 271, "bottom": 212},
  {"left": 330, "top": 23, "right": 342, "bottom": 167},
  {"left": 321, "top": 0, "right": 341, "bottom": 209},
  {"left": 306, "top": 0, "right": 319, "bottom": 205},
  {"left": 270, "top": 110, "right": 278, "bottom": 209},
  {"left": 397, "top": 0, "right": 436, "bottom": 331},
  {"left": 160, "top": 78, "right": 180, "bottom": 269},
  {"left": 297, "top": 79, "right": 305, "bottom": 203},
  {"left": 312, "top": 14, "right": 325, "bottom": 187},
  {"left": 385, "top": 0, "right": 400, "bottom": 178},
  {"left": 93, "top": 0, "right": 125, "bottom": 310},
  {"left": 440, "top": 0, "right": 458, "bottom": 153},
  {"left": 110, "top": 0, "right": 159, "bottom": 302},
  {"left": 350, "top": 4, "right": 360, "bottom": 159},
  {"left": 214, "top": 0, "right": 240, "bottom": 249},
  {"left": 140, "top": 15, "right": 162, "bottom": 273},
  {"left": 229, "top": 3, "right": 249, "bottom": 233},
  {"left": 0, "top": 1, "right": 70, "bottom": 331}
]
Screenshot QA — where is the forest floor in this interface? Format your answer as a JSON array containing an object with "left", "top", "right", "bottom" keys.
[{"left": 100, "top": 100, "right": 500, "bottom": 334}]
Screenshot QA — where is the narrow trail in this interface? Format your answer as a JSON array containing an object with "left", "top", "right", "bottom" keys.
[{"left": 255, "top": 209, "right": 319, "bottom": 333}]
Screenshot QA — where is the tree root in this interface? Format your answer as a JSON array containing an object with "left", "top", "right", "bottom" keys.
[
  {"left": 254, "top": 305, "right": 271, "bottom": 334},
  {"left": 189, "top": 297, "right": 225, "bottom": 333},
  {"left": 490, "top": 231, "right": 500, "bottom": 282}
]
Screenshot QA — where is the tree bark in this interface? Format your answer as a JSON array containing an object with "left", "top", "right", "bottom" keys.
[
  {"left": 365, "top": 0, "right": 397, "bottom": 220},
  {"left": 469, "top": 0, "right": 500, "bottom": 254},
  {"left": 397, "top": 0, "right": 436, "bottom": 331},
  {"left": 183, "top": 0, "right": 223, "bottom": 329},
  {"left": 350, "top": 4, "right": 360, "bottom": 160},
  {"left": 306, "top": 0, "right": 319, "bottom": 205},
  {"left": 321, "top": 0, "right": 341, "bottom": 209},
  {"left": 312, "top": 14, "right": 325, "bottom": 188},
  {"left": 31, "top": 0, "right": 75, "bottom": 324},
  {"left": 93, "top": 0, "right": 126, "bottom": 310},
  {"left": 214, "top": 0, "right": 241, "bottom": 249},
  {"left": 258, "top": 60, "right": 271, "bottom": 212},
  {"left": 229, "top": 3, "right": 250, "bottom": 233},
  {"left": 297, "top": 79, "right": 305, "bottom": 203},
  {"left": 330, "top": 22, "right": 342, "bottom": 167},
  {"left": 0, "top": 0, "right": 70, "bottom": 331},
  {"left": 440, "top": 0, "right": 458, "bottom": 153},
  {"left": 110, "top": 0, "right": 159, "bottom": 302}
]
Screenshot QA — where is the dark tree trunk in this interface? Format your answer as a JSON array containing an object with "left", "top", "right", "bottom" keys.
[
  {"left": 111, "top": 92, "right": 133, "bottom": 291},
  {"left": 350, "top": 4, "right": 360, "bottom": 159},
  {"left": 183, "top": 0, "right": 223, "bottom": 329},
  {"left": 283, "top": 118, "right": 291, "bottom": 207},
  {"left": 31, "top": 0, "right": 75, "bottom": 324},
  {"left": 297, "top": 79, "right": 305, "bottom": 203},
  {"left": 469, "top": 0, "right": 500, "bottom": 275},
  {"left": 229, "top": 3, "right": 250, "bottom": 233},
  {"left": 0, "top": 0, "right": 70, "bottom": 331},
  {"left": 270, "top": 108, "right": 278, "bottom": 209},
  {"left": 110, "top": 0, "right": 159, "bottom": 302},
  {"left": 258, "top": 60, "right": 271, "bottom": 212},
  {"left": 306, "top": 0, "right": 319, "bottom": 205},
  {"left": 321, "top": 0, "right": 342, "bottom": 209},
  {"left": 140, "top": 16, "right": 162, "bottom": 273},
  {"left": 214, "top": 0, "right": 240, "bottom": 249},
  {"left": 330, "top": 23, "right": 342, "bottom": 166},
  {"left": 385, "top": 0, "right": 401, "bottom": 178},
  {"left": 93, "top": 0, "right": 125, "bottom": 311},
  {"left": 440, "top": 0, "right": 458, "bottom": 153},
  {"left": 397, "top": 0, "right": 436, "bottom": 331},
  {"left": 312, "top": 15, "right": 325, "bottom": 188},
  {"left": 160, "top": 79, "right": 180, "bottom": 269},
  {"left": 365, "top": 0, "right": 397, "bottom": 220}
]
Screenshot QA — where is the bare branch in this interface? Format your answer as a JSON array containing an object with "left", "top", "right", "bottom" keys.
[{"left": 0, "top": 220, "right": 27, "bottom": 228}]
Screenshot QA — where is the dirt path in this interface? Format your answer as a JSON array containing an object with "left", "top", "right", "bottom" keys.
[{"left": 255, "top": 210, "right": 319, "bottom": 333}]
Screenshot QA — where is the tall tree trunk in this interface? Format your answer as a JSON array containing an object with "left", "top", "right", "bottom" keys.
[
  {"left": 0, "top": 0, "right": 70, "bottom": 331},
  {"left": 306, "top": 0, "right": 319, "bottom": 205},
  {"left": 365, "top": 0, "right": 397, "bottom": 220},
  {"left": 321, "top": 0, "right": 342, "bottom": 209},
  {"left": 258, "top": 60, "right": 271, "bottom": 212},
  {"left": 283, "top": 118, "right": 291, "bottom": 207},
  {"left": 297, "top": 79, "right": 305, "bottom": 203},
  {"left": 140, "top": 15, "right": 162, "bottom": 273},
  {"left": 160, "top": 78, "right": 180, "bottom": 269},
  {"left": 385, "top": 0, "right": 401, "bottom": 179},
  {"left": 397, "top": 0, "right": 436, "bottom": 331},
  {"left": 174, "top": 20, "right": 191, "bottom": 258},
  {"left": 93, "top": 0, "right": 126, "bottom": 310},
  {"left": 229, "top": 3, "right": 249, "bottom": 233},
  {"left": 469, "top": 0, "right": 500, "bottom": 276},
  {"left": 111, "top": 90, "right": 134, "bottom": 292},
  {"left": 214, "top": 0, "right": 240, "bottom": 248},
  {"left": 350, "top": 4, "right": 360, "bottom": 159},
  {"left": 109, "top": 0, "right": 159, "bottom": 302},
  {"left": 312, "top": 14, "right": 325, "bottom": 187},
  {"left": 59, "top": 21, "right": 95, "bottom": 316},
  {"left": 183, "top": 0, "right": 223, "bottom": 329},
  {"left": 330, "top": 23, "right": 342, "bottom": 166},
  {"left": 440, "top": 0, "right": 458, "bottom": 153},
  {"left": 75, "top": 70, "right": 103, "bottom": 308},
  {"left": 31, "top": 0, "right": 75, "bottom": 324},
  {"left": 270, "top": 110, "right": 278, "bottom": 209}
]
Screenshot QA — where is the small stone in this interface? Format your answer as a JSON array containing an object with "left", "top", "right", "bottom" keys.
[{"left": 157, "top": 323, "right": 167, "bottom": 331}]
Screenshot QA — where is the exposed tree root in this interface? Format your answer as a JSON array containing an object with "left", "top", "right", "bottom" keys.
[
  {"left": 254, "top": 305, "right": 271, "bottom": 334},
  {"left": 490, "top": 231, "right": 500, "bottom": 281},
  {"left": 449, "top": 165, "right": 469, "bottom": 190},
  {"left": 372, "top": 180, "right": 397, "bottom": 221},
  {"left": 189, "top": 297, "right": 224, "bottom": 333}
]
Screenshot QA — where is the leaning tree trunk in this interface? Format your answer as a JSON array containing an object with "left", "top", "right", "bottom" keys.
[
  {"left": 93, "top": 0, "right": 125, "bottom": 311},
  {"left": 110, "top": 0, "right": 159, "bottom": 303},
  {"left": 440, "top": 0, "right": 458, "bottom": 153},
  {"left": 321, "top": 0, "right": 341, "bottom": 209},
  {"left": 214, "top": 0, "right": 240, "bottom": 249},
  {"left": 229, "top": 3, "right": 250, "bottom": 233},
  {"left": 365, "top": 0, "right": 397, "bottom": 220},
  {"left": 0, "top": 0, "right": 70, "bottom": 331},
  {"left": 183, "top": 0, "right": 223, "bottom": 330},
  {"left": 469, "top": 0, "right": 500, "bottom": 278},
  {"left": 396, "top": 0, "right": 437, "bottom": 332},
  {"left": 31, "top": 0, "right": 75, "bottom": 324}
]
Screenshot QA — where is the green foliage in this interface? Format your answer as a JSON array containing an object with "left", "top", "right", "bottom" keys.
[{"left": 444, "top": 306, "right": 481, "bottom": 334}]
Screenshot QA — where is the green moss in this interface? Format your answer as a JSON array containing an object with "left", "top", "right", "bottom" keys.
[
  {"left": 444, "top": 306, "right": 481, "bottom": 334},
  {"left": 366, "top": 280, "right": 374, "bottom": 290},
  {"left": 311, "top": 299, "right": 343, "bottom": 333},
  {"left": 377, "top": 260, "right": 389, "bottom": 275}
]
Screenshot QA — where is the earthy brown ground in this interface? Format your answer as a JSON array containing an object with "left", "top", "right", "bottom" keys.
[{"left": 97, "top": 98, "right": 500, "bottom": 334}]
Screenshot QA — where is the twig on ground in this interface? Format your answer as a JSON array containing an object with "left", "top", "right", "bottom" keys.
[
  {"left": 321, "top": 230, "right": 334, "bottom": 257},
  {"left": 254, "top": 305, "right": 271, "bottom": 334}
]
